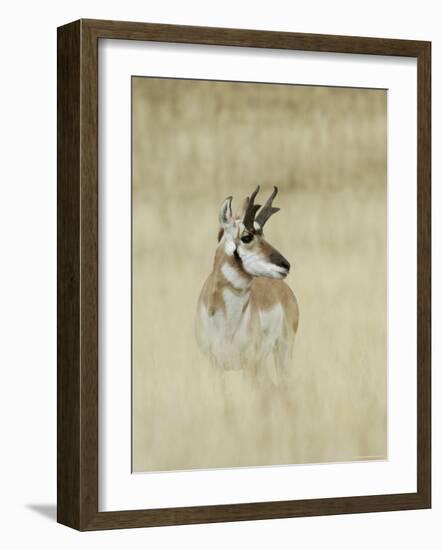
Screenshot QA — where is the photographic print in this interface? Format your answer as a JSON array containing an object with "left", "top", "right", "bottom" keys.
[{"left": 132, "top": 77, "right": 387, "bottom": 473}]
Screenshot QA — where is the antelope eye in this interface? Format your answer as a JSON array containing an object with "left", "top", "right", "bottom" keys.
[{"left": 241, "top": 233, "right": 254, "bottom": 244}]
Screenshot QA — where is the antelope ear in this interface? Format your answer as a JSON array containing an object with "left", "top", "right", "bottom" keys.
[{"left": 219, "top": 196, "right": 233, "bottom": 228}]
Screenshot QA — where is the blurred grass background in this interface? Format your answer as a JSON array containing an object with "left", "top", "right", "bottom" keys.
[{"left": 132, "top": 77, "right": 387, "bottom": 472}]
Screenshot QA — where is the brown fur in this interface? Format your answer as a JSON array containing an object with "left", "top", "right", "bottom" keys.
[
  {"left": 199, "top": 246, "right": 252, "bottom": 315},
  {"left": 196, "top": 199, "right": 299, "bottom": 376},
  {"left": 251, "top": 277, "right": 299, "bottom": 333},
  {"left": 200, "top": 243, "right": 299, "bottom": 331}
]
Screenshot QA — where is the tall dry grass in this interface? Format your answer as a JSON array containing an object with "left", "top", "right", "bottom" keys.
[{"left": 132, "top": 77, "right": 387, "bottom": 472}]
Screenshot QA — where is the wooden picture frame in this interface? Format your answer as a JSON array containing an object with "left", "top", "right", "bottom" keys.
[{"left": 57, "top": 18, "right": 431, "bottom": 530}]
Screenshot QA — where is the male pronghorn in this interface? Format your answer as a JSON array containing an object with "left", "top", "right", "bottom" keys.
[{"left": 195, "top": 186, "right": 299, "bottom": 382}]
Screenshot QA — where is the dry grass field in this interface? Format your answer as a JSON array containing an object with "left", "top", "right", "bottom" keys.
[{"left": 132, "top": 77, "right": 387, "bottom": 472}]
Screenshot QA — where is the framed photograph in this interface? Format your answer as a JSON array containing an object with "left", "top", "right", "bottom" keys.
[{"left": 57, "top": 19, "right": 431, "bottom": 530}]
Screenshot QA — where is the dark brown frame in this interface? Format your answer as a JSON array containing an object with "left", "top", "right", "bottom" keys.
[{"left": 57, "top": 18, "right": 431, "bottom": 531}]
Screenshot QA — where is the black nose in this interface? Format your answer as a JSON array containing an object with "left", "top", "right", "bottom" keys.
[
  {"left": 279, "top": 258, "right": 290, "bottom": 271},
  {"left": 270, "top": 251, "right": 290, "bottom": 271}
]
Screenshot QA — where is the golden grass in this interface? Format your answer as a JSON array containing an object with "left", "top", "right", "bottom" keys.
[{"left": 132, "top": 78, "right": 387, "bottom": 472}]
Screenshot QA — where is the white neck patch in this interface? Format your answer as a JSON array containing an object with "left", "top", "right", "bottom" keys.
[
  {"left": 221, "top": 262, "right": 250, "bottom": 290},
  {"left": 223, "top": 239, "right": 236, "bottom": 256}
]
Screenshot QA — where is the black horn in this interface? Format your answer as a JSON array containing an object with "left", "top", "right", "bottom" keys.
[
  {"left": 255, "top": 186, "right": 280, "bottom": 229},
  {"left": 242, "top": 185, "right": 261, "bottom": 231}
]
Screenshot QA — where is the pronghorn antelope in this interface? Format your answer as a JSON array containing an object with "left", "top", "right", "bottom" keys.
[{"left": 195, "top": 186, "right": 299, "bottom": 382}]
